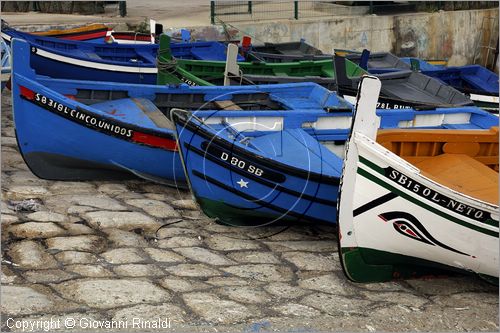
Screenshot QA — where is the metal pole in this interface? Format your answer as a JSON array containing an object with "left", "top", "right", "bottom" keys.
[
  {"left": 294, "top": 1, "right": 298, "bottom": 20},
  {"left": 248, "top": 1, "right": 252, "bottom": 14},
  {"left": 369, "top": 1, "right": 373, "bottom": 15},
  {"left": 210, "top": 1, "right": 215, "bottom": 25}
]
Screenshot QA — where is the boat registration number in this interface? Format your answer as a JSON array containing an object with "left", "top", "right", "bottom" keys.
[{"left": 202, "top": 142, "right": 286, "bottom": 183}]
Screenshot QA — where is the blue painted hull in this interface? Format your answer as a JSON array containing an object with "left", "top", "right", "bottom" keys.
[
  {"left": 174, "top": 113, "right": 341, "bottom": 225},
  {"left": 2, "top": 26, "right": 242, "bottom": 84}
]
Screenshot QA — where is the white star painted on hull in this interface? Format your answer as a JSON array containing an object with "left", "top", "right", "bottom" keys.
[{"left": 237, "top": 179, "right": 249, "bottom": 188}]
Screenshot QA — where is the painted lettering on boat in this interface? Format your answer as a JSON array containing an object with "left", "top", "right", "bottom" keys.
[
  {"left": 34, "top": 93, "right": 133, "bottom": 138},
  {"left": 171, "top": 71, "right": 198, "bottom": 86},
  {"left": 201, "top": 141, "right": 286, "bottom": 183},
  {"left": 220, "top": 152, "right": 264, "bottom": 177},
  {"left": 385, "top": 167, "right": 489, "bottom": 222},
  {"left": 20, "top": 87, "right": 177, "bottom": 151},
  {"left": 376, "top": 102, "right": 411, "bottom": 110}
]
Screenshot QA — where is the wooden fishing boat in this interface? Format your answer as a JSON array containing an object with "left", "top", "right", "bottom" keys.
[
  {"left": 1, "top": 29, "right": 243, "bottom": 84},
  {"left": 335, "top": 56, "right": 474, "bottom": 109},
  {"left": 171, "top": 85, "right": 498, "bottom": 227},
  {"left": 402, "top": 58, "right": 499, "bottom": 113},
  {"left": 157, "top": 35, "right": 360, "bottom": 90},
  {"left": 346, "top": 50, "right": 498, "bottom": 112},
  {"left": 338, "top": 75, "right": 499, "bottom": 283},
  {"left": 24, "top": 23, "right": 111, "bottom": 42},
  {"left": 244, "top": 39, "right": 331, "bottom": 63},
  {"left": 11, "top": 38, "right": 354, "bottom": 184}
]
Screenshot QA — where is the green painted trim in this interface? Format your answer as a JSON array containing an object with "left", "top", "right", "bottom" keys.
[
  {"left": 197, "top": 197, "right": 297, "bottom": 227},
  {"left": 156, "top": 34, "right": 367, "bottom": 86},
  {"left": 357, "top": 166, "right": 499, "bottom": 237},
  {"left": 340, "top": 246, "right": 481, "bottom": 283}
]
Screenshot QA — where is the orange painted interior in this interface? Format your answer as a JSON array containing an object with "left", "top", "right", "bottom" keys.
[
  {"left": 376, "top": 126, "right": 499, "bottom": 205},
  {"left": 32, "top": 24, "right": 109, "bottom": 37}
]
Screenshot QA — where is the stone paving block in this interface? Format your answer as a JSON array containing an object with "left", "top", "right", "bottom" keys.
[
  {"left": 281, "top": 251, "right": 337, "bottom": 271},
  {"left": 112, "top": 303, "right": 187, "bottom": 324},
  {"left": 219, "top": 286, "right": 271, "bottom": 304},
  {"left": 156, "top": 227, "right": 198, "bottom": 239},
  {"left": 66, "top": 205, "right": 98, "bottom": 215},
  {"left": 54, "top": 251, "right": 99, "bottom": 265},
  {"left": 84, "top": 211, "right": 162, "bottom": 233},
  {"left": 183, "top": 292, "right": 253, "bottom": 323},
  {"left": 273, "top": 303, "right": 321, "bottom": 317},
  {"left": 165, "top": 264, "right": 222, "bottom": 277},
  {"left": 157, "top": 236, "right": 203, "bottom": 248},
  {"left": 406, "top": 276, "right": 498, "bottom": 295},
  {"left": 27, "top": 211, "right": 67, "bottom": 222},
  {"left": 62, "top": 222, "right": 96, "bottom": 235},
  {"left": 97, "top": 183, "right": 129, "bottom": 195},
  {"left": 159, "top": 277, "right": 211, "bottom": 293},
  {"left": 54, "top": 279, "right": 171, "bottom": 309},
  {"left": 126, "top": 199, "right": 181, "bottom": 218},
  {"left": 102, "top": 228, "right": 149, "bottom": 247},
  {"left": 46, "top": 235, "right": 106, "bottom": 252},
  {"left": 1, "top": 286, "right": 54, "bottom": 316},
  {"left": 144, "top": 247, "right": 184, "bottom": 263},
  {"left": 171, "top": 199, "right": 198, "bottom": 210},
  {"left": 49, "top": 182, "right": 97, "bottom": 194},
  {"left": 101, "top": 248, "right": 146, "bottom": 264},
  {"left": 223, "top": 264, "right": 293, "bottom": 282},
  {"left": 227, "top": 251, "right": 281, "bottom": 264},
  {"left": 113, "top": 264, "right": 164, "bottom": 277},
  {"left": 264, "top": 282, "right": 312, "bottom": 299},
  {"left": 205, "top": 235, "right": 261, "bottom": 251},
  {"left": 298, "top": 273, "right": 361, "bottom": 296},
  {"left": 173, "top": 247, "right": 235, "bottom": 266},
  {"left": 8, "top": 240, "right": 58, "bottom": 269},
  {"left": 205, "top": 277, "right": 251, "bottom": 287},
  {"left": 66, "top": 264, "right": 114, "bottom": 277},
  {"left": 301, "top": 293, "right": 374, "bottom": 316},
  {"left": 5, "top": 185, "right": 50, "bottom": 200},
  {"left": 23, "top": 269, "right": 77, "bottom": 284},
  {"left": 263, "top": 240, "right": 337, "bottom": 252},
  {"left": 7, "top": 222, "right": 67, "bottom": 239}
]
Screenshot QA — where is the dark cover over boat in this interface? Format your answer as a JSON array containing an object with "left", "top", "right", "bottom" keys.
[
  {"left": 245, "top": 39, "right": 331, "bottom": 63},
  {"left": 335, "top": 56, "right": 474, "bottom": 109}
]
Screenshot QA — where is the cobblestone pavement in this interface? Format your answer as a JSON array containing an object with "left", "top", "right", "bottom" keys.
[{"left": 1, "top": 90, "right": 498, "bottom": 332}]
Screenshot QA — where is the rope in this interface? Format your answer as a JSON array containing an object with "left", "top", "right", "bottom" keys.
[{"left": 156, "top": 48, "right": 179, "bottom": 75}]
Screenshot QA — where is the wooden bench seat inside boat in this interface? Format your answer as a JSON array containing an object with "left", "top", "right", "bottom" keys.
[
  {"left": 414, "top": 154, "right": 498, "bottom": 205},
  {"left": 376, "top": 127, "right": 499, "bottom": 171}
]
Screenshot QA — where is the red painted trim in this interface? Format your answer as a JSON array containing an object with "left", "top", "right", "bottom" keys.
[
  {"left": 63, "top": 30, "right": 108, "bottom": 41},
  {"left": 19, "top": 86, "right": 35, "bottom": 100},
  {"left": 132, "top": 131, "right": 178, "bottom": 151},
  {"left": 111, "top": 33, "right": 153, "bottom": 41}
]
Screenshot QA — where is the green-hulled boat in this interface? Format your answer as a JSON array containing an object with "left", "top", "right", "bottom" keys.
[{"left": 156, "top": 34, "right": 366, "bottom": 90}]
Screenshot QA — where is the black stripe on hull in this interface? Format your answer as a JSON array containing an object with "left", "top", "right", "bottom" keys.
[
  {"left": 191, "top": 169, "right": 334, "bottom": 225},
  {"left": 185, "top": 142, "right": 337, "bottom": 207},
  {"left": 353, "top": 192, "right": 398, "bottom": 217},
  {"left": 173, "top": 112, "right": 340, "bottom": 185}
]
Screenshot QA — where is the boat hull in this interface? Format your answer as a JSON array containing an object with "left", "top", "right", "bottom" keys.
[
  {"left": 173, "top": 112, "right": 340, "bottom": 226},
  {"left": 12, "top": 73, "right": 186, "bottom": 186},
  {"left": 340, "top": 136, "right": 499, "bottom": 281}
]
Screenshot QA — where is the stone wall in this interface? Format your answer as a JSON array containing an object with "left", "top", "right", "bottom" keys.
[{"left": 186, "top": 8, "right": 498, "bottom": 66}]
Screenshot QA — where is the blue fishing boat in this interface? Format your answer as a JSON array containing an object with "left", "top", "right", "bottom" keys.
[
  {"left": 1, "top": 39, "right": 10, "bottom": 91},
  {"left": 172, "top": 96, "right": 498, "bottom": 226},
  {"left": 11, "top": 38, "right": 352, "bottom": 185},
  {"left": 1, "top": 26, "right": 243, "bottom": 84},
  {"left": 346, "top": 51, "right": 499, "bottom": 112}
]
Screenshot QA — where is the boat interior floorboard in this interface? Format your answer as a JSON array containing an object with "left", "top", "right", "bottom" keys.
[{"left": 415, "top": 153, "right": 499, "bottom": 205}]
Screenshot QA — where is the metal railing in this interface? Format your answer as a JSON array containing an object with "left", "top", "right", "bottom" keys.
[{"left": 210, "top": 1, "right": 499, "bottom": 24}]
